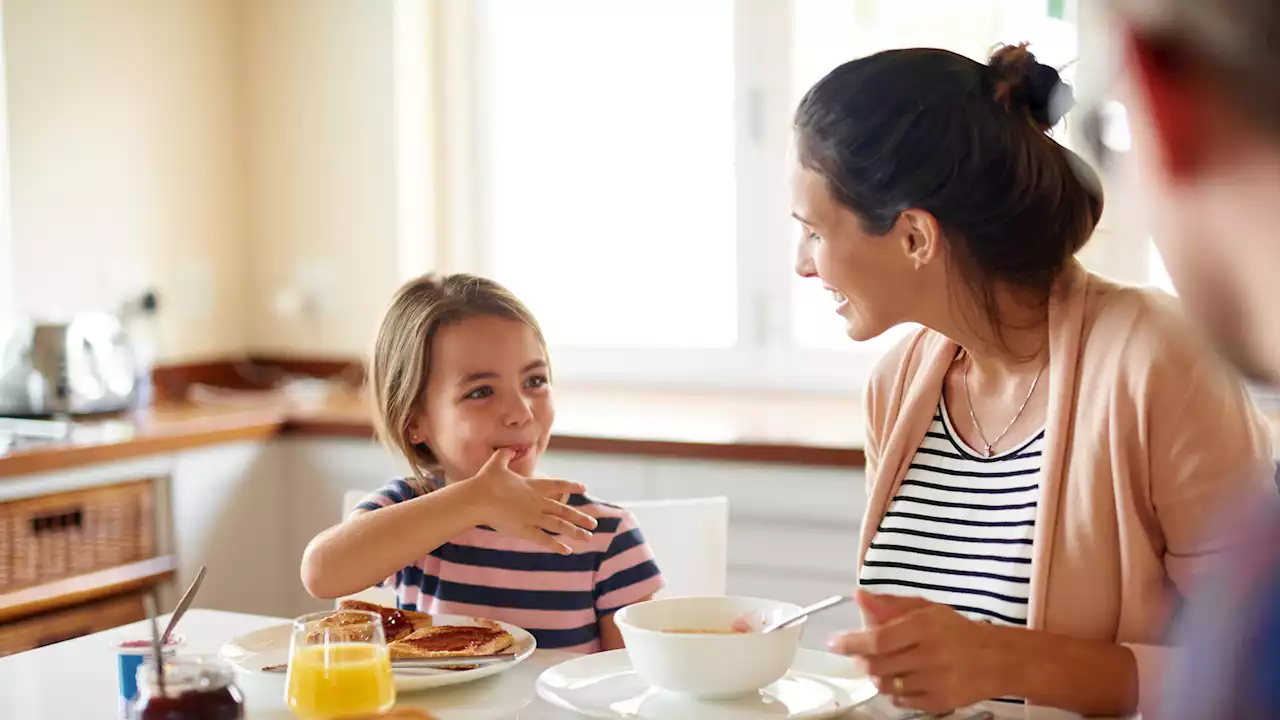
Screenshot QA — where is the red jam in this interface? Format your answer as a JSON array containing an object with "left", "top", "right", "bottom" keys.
[
  {"left": 131, "top": 656, "right": 243, "bottom": 720},
  {"left": 379, "top": 607, "right": 408, "bottom": 640},
  {"left": 133, "top": 686, "right": 243, "bottom": 720},
  {"left": 120, "top": 636, "right": 183, "bottom": 649}
]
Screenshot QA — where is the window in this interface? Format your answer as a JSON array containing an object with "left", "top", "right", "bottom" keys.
[
  {"left": 438, "top": 0, "right": 1097, "bottom": 391},
  {"left": 1147, "top": 242, "right": 1176, "bottom": 294},
  {"left": 479, "top": 0, "right": 738, "bottom": 350}
]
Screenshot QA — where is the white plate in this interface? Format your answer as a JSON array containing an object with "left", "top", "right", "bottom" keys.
[
  {"left": 535, "top": 648, "right": 878, "bottom": 719},
  {"left": 218, "top": 613, "right": 536, "bottom": 693}
]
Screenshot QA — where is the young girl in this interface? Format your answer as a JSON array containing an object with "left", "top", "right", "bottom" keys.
[{"left": 300, "top": 273, "right": 663, "bottom": 652}]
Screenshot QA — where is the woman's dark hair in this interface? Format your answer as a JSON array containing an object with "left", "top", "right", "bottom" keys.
[{"left": 794, "top": 43, "right": 1103, "bottom": 351}]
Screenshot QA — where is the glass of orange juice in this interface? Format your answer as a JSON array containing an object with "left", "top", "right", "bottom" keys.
[{"left": 285, "top": 609, "right": 396, "bottom": 719}]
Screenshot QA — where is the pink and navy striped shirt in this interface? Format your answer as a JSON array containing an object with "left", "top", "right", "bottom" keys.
[{"left": 352, "top": 476, "right": 664, "bottom": 653}]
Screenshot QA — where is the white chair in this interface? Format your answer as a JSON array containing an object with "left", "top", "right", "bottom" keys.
[
  {"left": 338, "top": 490, "right": 399, "bottom": 607},
  {"left": 337, "top": 490, "right": 730, "bottom": 605},
  {"left": 615, "top": 496, "right": 729, "bottom": 599}
]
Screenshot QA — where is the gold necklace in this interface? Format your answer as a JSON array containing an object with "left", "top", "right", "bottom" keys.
[{"left": 963, "top": 352, "right": 1046, "bottom": 457}]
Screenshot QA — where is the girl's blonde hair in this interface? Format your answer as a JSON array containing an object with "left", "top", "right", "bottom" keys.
[{"left": 369, "top": 273, "right": 548, "bottom": 484}]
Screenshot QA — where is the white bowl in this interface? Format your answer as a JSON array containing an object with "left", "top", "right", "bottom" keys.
[{"left": 613, "top": 596, "right": 805, "bottom": 699}]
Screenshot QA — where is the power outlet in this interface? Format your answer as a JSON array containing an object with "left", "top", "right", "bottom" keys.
[
  {"left": 172, "top": 264, "right": 213, "bottom": 321},
  {"left": 274, "top": 260, "right": 336, "bottom": 320}
]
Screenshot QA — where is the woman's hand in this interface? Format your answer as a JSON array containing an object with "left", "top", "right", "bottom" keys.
[
  {"left": 827, "top": 591, "right": 1012, "bottom": 715},
  {"left": 463, "top": 448, "right": 599, "bottom": 553}
]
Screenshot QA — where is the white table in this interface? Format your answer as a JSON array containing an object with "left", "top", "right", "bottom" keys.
[
  {"left": 0, "top": 609, "right": 1101, "bottom": 720},
  {"left": 0, "top": 609, "right": 584, "bottom": 719}
]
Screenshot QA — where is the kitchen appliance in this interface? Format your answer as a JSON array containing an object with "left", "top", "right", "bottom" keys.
[{"left": 0, "top": 313, "right": 140, "bottom": 416}]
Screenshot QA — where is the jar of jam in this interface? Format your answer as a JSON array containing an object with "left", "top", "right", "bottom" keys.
[{"left": 131, "top": 655, "right": 244, "bottom": 720}]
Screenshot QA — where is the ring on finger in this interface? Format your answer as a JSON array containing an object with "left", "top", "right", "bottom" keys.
[{"left": 891, "top": 675, "right": 906, "bottom": 695}]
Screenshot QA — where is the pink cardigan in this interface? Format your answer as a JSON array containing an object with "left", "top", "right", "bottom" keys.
[{"left": 859, "top": 262, "right": 1278, "bottom": 716}]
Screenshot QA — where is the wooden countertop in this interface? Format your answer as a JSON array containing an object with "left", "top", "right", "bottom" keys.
[
  {"left": 6, "top": 377, "right": 1280, "bottom": 480},
  {"left": 0, "top": 384, "right": 868, "bottom": 479}
]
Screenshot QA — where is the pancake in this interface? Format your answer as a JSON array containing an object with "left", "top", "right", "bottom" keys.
[
  {"left": 388, "top": 623, "right": 515, "bottom": 660},
  {"left": 306, "top": 599, "right": 433, "bottom": 644},
  {"left": 336, "top": 599, "right": 433, "bottom": 642}
]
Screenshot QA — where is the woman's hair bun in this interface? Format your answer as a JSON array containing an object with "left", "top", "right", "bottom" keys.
[{"left": 989, "top": 42, "right": 1075, "bottom": 131}]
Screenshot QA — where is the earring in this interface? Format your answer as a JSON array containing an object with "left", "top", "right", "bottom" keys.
[{"left": 913, "top": 259, "right": 924, "bottom": 271}]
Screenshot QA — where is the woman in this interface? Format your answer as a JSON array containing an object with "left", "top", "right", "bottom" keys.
[{"left": 791, "top": 44, "right": 1278, "bottom": 716}]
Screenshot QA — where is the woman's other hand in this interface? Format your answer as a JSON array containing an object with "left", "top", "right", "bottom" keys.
[{"left": 827, "top": 590, "right": 1012, "bottom": 714}]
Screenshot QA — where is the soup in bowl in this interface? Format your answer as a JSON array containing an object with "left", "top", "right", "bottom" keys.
[{"left": 613, "top": 596, "right": 805, "bottom": 698}]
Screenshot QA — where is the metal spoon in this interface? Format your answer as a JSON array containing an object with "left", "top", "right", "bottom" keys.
[
  {"left": 161, "top": 566, "right": 207, "bottom": 644},
  {"left": 143, "top": 594, "right": 166, "bottom": 697},
  {"left": 761, "top": 594, "right": 854, "bottom": 633}
]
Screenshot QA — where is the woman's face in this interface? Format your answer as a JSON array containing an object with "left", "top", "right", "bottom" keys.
[{"left": 791, "top": 162, "right": 924, "bottom": 341}]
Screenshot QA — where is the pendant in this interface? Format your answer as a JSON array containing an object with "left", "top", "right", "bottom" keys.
[{"left": 982, "top": 443, "right": 993, "bottom": 457}]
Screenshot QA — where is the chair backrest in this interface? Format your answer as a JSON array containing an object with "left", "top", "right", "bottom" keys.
[
  {"left": 338, "top": 490, "right": 399, "bottom": 607},
  {"left": 615, "top": 496, "right": 729, "bottom": 599}
]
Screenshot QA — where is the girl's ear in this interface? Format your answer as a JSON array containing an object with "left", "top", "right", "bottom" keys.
[{"left": 407, "top": 412, "right": 430, "bottom": 447}]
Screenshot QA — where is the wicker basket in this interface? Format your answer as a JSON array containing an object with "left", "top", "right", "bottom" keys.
[{"left": 0, "top": 480, "right": 157, "bottom": 594}]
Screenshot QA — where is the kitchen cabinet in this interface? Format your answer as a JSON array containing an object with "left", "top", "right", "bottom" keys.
[
  {"left": 167, "top": 440, "right": 290, "bottom": 617},
  {"left": 0, "top": 457, "right": 177, "bottom": 655},
  {"left": 0, "top": 590, "right": 148, "bottom": 656},
  {"left": 0, "top": 437, "right": 289, "bottom": 654},
  {"left": 275, "top": 437, "right": 412, "bottom": 615},
  {"left": 538, "top": 451, "right": 653, "bottom": 502}
]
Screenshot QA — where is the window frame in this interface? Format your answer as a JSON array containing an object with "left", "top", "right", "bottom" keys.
[{"left": 426, "top": 0, "right": 1144, "bottom": 393}]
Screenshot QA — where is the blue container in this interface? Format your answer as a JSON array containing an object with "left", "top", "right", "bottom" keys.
[{"left": 111, "top": 637, "right": 180, "bottom": 719}]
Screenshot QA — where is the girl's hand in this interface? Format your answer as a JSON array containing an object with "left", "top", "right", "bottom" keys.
[
  {"left": 826, "top": 591, "right": 1013, "bottom": 715},
  {"left": 464, "top": 448, "right": 598, "bottom": 553}
]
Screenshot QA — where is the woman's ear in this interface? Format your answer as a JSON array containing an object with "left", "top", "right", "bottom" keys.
[{"left": 897, "top": 209, "right": 943, "bottom": 271}]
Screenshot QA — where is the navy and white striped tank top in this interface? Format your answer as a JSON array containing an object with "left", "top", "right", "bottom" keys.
[{"left": 861, "top": 398, "right": 1044, "bottom": 627}]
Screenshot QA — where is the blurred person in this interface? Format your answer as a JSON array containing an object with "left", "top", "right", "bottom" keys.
[
  {"left": 792, "top": 42, "right": 1276, "bottom": 717},
  {"left": 1106, "top": 0, "right": 1280, "bottom": 716}
]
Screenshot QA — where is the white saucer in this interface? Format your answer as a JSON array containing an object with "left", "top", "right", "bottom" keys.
[{"left": 535, "top": 648, "right": 878, "bottom": 719}]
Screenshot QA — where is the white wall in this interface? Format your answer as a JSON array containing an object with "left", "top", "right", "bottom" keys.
[
  {"left": 2, "top": 0, "right": 412, "bottom": 361},
  {"left": 0, "top": 5, "right": 11, "bottom": 334},
  {"left": 2, "top": 0, "right": 250, "bottom": 361},
  {"left": 241, "top": 0, "right": 401, "bottom": 357}
]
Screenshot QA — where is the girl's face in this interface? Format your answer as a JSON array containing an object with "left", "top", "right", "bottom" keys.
[{"left": 409, "top": 316, "right": 554, "bottom": 480}]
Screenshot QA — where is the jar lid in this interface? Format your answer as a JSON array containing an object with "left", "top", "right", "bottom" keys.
[{"left": 136, "top": 655, "right": 235, "bottom": 696}]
